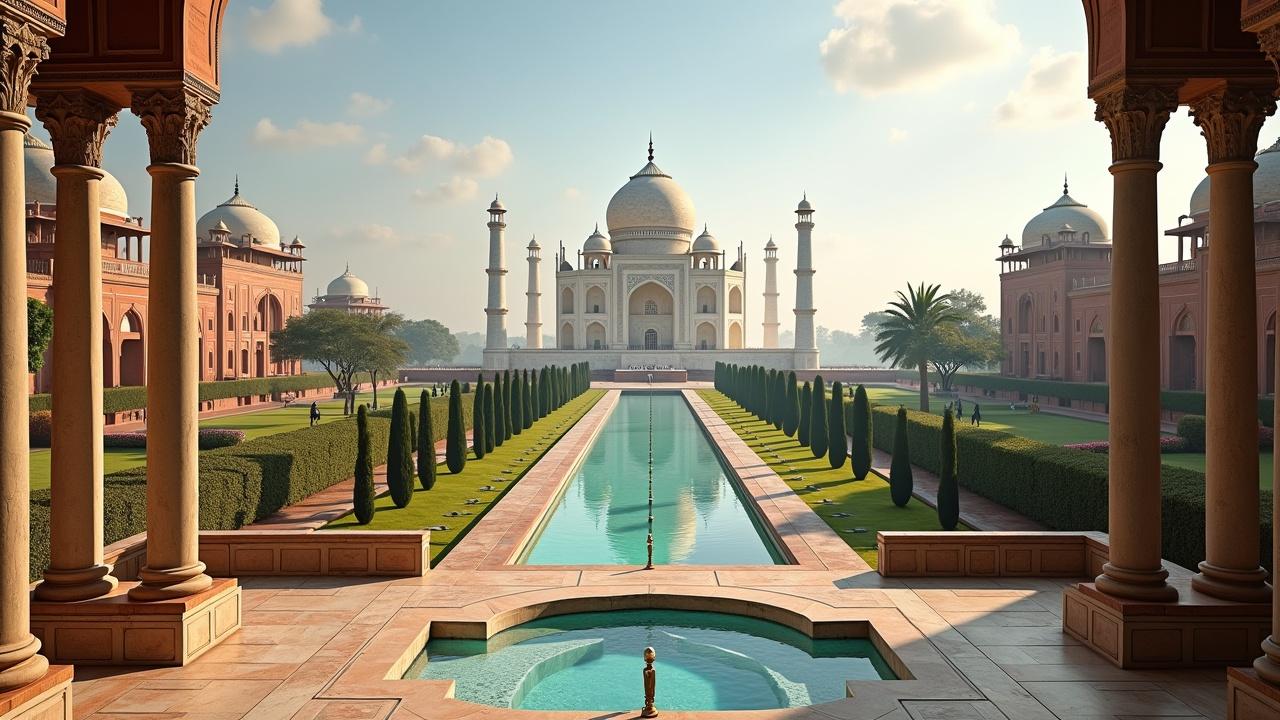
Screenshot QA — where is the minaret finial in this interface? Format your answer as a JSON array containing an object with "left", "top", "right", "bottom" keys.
[
  {"left": 344, "top": 261, "right": 349, "bottom": 273},
  {"left": 1063, "top": 173, "right": 1069, "bottom": 196},
  {"left": 594, "top": 222, "right": 599, "bottom": 233},
  {"left": 234, "top": 174, "right": 239, "bottom": 195},
  {"left": 647, "top": 133, "right": 654, "bottom": 163}
]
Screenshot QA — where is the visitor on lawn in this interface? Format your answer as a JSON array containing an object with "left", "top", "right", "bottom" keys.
[
  {"left": 971, "top": 404, "right": 981, "bottom": 426},
  {"left": 309, "top": 401, "right": 321, "bottom": 427}
]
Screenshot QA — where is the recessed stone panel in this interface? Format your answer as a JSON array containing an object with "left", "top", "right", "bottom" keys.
[
  {"left": 52, "top": 627, "right": 113, "bottom": 661},
  {"left": 1131, "top": 627, "right": 1182, "bottom": 664},
  {"left": 966, "top": 548, "right": 997, "bottom": 575},
  {"left": 213, "top": 594, "right": 240, "bottom": 637},
  {"left": 124, "top": 627, "right": 177, "bottom": 662},
  {"left": 232, "top": 547, "right": 276, "bottom": 573},
  {"left": 923, "top": 549, "right": 961, "bottom": 574},
  {"left": 1090, "top": 609, "right": 1120, "bottom": 659},
  {"left": 329, "top": 547, "right": 370, "bottom": 573},
  {"left": 1003, "top": 549, "right": 1032, "bottom": 574},
  {"left": 185, "top": 614, "right": 212, "bottom": 657},
  {"left": 280, "top": 547, "right": 322, "bottom": 573},
  {"left": 199, "top": 545, "right": 230, "bottom": 577},
  {"left": 1064, "top": 594, "right": 1089, "bottom": 637},
  {"left": 375, "top": 547, "right": 416, "bottom": 573},
  {"left": 1039, "top": 549, "right": 1085, "bottom": 575},
  {"left": 886, "top": 549, "right": 918, "bottom": 574},
  {"left": 1193, "top": 626, "right": 1249, "bottom": 663}
]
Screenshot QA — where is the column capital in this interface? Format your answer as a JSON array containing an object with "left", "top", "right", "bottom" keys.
[
  {"left": 1256, "top": 24, "right": 1280, "bottom": 79},
  {"left": 1093, "top": 84, "right": 1179, "bottom": 163},
  {"left": 1189, "top": 85, "right": 1278, "bottom": 165},
  {"left": 0, "top": 15, "right": 48, "bottom": 116},
  {"left": 34, "top": 91, "right": 119, "bottom": 168},
  {"left": 130, "top": 87, "right": 212, "bottom": 166}
]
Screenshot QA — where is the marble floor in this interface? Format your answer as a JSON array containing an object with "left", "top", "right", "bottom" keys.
[{"left": 65, "top": 388, "right": 1236, "bottom": 719}]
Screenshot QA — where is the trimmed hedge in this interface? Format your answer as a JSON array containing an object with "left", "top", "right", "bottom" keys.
[
  {"left": 28, "top": 394, "right": 470, "bottom": 581},
  {"left": 29, "top": 374, "right": 338, "bottom": 416},
  {"left": 869, "top": 404, "right": 1273, "bottom": 575},
  {"left": 900, "top": 371, "right": 1275, "bottom": 427}
]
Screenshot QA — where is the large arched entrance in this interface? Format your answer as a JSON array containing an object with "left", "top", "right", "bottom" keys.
[
  {"left": 1087, "top": 316, "right": 1106, "bottom": 383},
  {"left": 1169, "top": 311, "right": 1196, "bottom": 390},
  {"left": 118, "top": 309, "right": 144, "bottom": 386},
  {"left": 102, "top": 314, "right": 115, "bottom": 387},
  {"left": 627, "top": 282, "right": 674, "bottom": 349}
]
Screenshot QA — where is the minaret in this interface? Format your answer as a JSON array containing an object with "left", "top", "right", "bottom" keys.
[
  {"left": 485, "top": 195, "right": 508, "bottom": 351},
  {"left": 762, "top": 236, "right": 780, "bottom": 348},
  {"left": 525, "top": 236, "right": 542, "bottom": 349},
  {"left": 793, "top": 195, "right": 817, "bottom": 352}
]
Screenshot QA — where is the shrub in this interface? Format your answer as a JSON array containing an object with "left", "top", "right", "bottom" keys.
[
  {"left": 446, "top": 380, "right": 467, "bottom": 474},
  {"left": 386, "top": 388, "right": 414, "bottom": 508},
  {"left": 29, "top": 410, "right": 52, "bottom": 447},
  {"left": 353, "top": 404, "right": 375, "bottom": 524},
  {"left": 810, "top": 376, "right": 828, "bottom": 459},
  {"left": 1177, "top": 415, "right": 1206, "bottom": 452},
  {"left": 889, "top": 406, "right": 912, "bottom": 507},
  {"left": 937, "top": 409, "right": 959, "bottom": 530},
  {"left": 850, "top": 384, "right": 872, "bottom": 480},
  {"left": 197, "top": 428, "right": 245, "bottom": 450},
  {"left": 827, "top": 381, "right": 847, "bottom": 469},
  {"left": 472, "top": 381, "right": 486, "bottom": 460},
  {"left": 799, "top": 382, "right": 812, "bottom": 447},
  {"left": 418, "top": 390, "right": 436, "bottom": 490}
]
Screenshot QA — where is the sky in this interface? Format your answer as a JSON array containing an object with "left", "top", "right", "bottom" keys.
[{"left": 38, "top": 0, "right": 1276, "bottom": 343}]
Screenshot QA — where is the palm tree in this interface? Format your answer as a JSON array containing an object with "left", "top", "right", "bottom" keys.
[{"left": 874, "top": 283, "right": 959, "bottom": 413}]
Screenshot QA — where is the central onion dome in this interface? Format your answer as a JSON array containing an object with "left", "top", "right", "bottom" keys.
[
  {"left": 1021, "top": 178, "right": 1109, "bottom": 248},
  {"left": 197, "top": 180, "right": 282, "bottom": 249},
  {"left": 24, "top": 134, "right": 130, "bottom": 219},
  {"left": 1189, "top": 137, "right": 1280, "bottom": 215},
  {"left": 326, "top": 265, "right": 369, "bottom": 298},
  {"left": 605, "top": 139, "right": 696, "bottom": 255}
]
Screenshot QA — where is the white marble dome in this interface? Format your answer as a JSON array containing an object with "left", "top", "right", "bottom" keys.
[
  {"left": 1021, "top": 187, "right": 1109, "bottom": 248},
  {"left": 583, "top": 224, "right": 612, "bottom": 253},
  {"left": 326, "top": 267, "right": 369, "bottom": 298},
  {"left": 24, "top": 134, "right": 129, "bottom": 219},
  {"left": 692, "top": 226, "right": 720, "bottom": 252},
  {"left": 605, "top": 159, "right": 697, "bottom": 254},
  {"left": 197, "top": 183, "right": 281, "bottom": 249},
  {"left": 1189, "top": 138, "right": 1280, "bottom": 216}
]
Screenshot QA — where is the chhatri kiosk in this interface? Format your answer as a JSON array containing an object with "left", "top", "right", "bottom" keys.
[{"left": 480, "top": 140, "right": 821, "bottom": 377}]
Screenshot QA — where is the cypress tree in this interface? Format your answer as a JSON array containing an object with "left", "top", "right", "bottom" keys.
[
  {"left": 503, "top": 370, "right": 513, "bottom": 440},
  {"left": 511, "top": 372, "right": 523, "bottom": 436},
  {"left": 532, "top": 371, "right": 542, "bottom": 420},
  {"left": 772, "top": 371, "right": 786, "bottom": 431},
  {"left": 386, "top": 388, "right": 414, "bottom": 508},
  {"left": 520, "top": 370, "right": 531, "bottom": 429},
  {"left": 485, "top": 381, "right": 498, "bottom": 450},
  {"left": 353, "top": 404, "right": 375, "bottom": 524},
  {"left": 889, "top": 406, "right": 913, "bottom": 507},
  {"left": 851, "top": 384, "right": 873, "bottom": 480},
  {"left": 491, "top": 374, "right": 503, "bottom": 446},
  {"left": 938, "top": 409, "right": 960, "bottom": 530},
  {"left": 783, "top": 371, "right": 799, "bottom": 436},
  {"left": 549, "top": 366, "right": 559, "bottom": 409},
  {"left": 765, "top": 369, "right": 775, "bottom": 423},
  {"left": 418, "top": 390, "right": 436, "bottom": 490},
  {"left": 472, "top": 380, "right": 486, "bottom": 459},
  {"left": 827, "top": 381, "right": 847, "bottom": 469},
  {"left": 798, "top": 381, "right": 812, "bottom": 445},
  {"left": 809, "top": 375, "right": 828, "bottom": 459},
  {"left": 446, "top": 380, "right": 466, "bottom": 473},
  {"left": 408, "top": 410, "right": 418, "bottom": 453}
]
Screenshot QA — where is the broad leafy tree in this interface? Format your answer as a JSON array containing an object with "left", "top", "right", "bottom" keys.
[
  {"left": 27, "top": 297, "right": 52, "bottom": 373},
  {"left": 395, "top": 318, "right": 460, "bottom": 365},
  {"left": 873, "top": 283, "right": 960, "bottom": 413},
  {"left": 273, "top": 310, "right": 407, "bottom": 414}
]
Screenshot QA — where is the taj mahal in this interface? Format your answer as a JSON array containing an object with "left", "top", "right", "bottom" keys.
[{"left": 481, "top": 140, "right": 821, "bottom": 372}]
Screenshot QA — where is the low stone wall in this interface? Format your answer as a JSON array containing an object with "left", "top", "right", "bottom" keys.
[
  {"left": 198, "top": 530, "right": 430, "bottom": 577},
  {"left": 613, "top": 369, "right": 687, "bottom": 382},
  {"left": 877, "top": 531, "right": 1108, "bottom": 578},
  {"left": 398, "top": 367, "right": 483, "bottom": 384}
]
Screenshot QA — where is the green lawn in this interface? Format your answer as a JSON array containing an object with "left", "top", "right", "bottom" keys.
[
  {"left": 1158, "top": 452, "right": 1274, "bottom": 490},
  {"left": 28, "top": 385, "right": 427, "bottom": 490},
  {"left": 699, "top": 390, "right": 959, "bottom": 568},
  {"left": 324, "top": 390, "right": 605, "bottom": 566}
]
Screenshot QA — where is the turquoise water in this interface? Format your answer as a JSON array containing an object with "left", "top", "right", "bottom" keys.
[
  {"left": 408, "top": 610, "right": 893, "bottom": 711},
  {"left": 521, "top": 393, "right": 782, "bottom": 565}
]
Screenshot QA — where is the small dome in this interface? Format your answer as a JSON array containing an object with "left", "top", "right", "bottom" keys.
[
  {"left": 730, "top": 258, "right": 743, "bottom": 271},
  {"left": 583, "top": 224, "right": 612, "bottom": 253},
  {"left": 1190, "top": 137, "right": 1280, "bottom": 215},
  {"left": 290, "top": 235, "right": 305, "bottom": 248},
  {"left": 692, "top": 225, "right": 719, "bottom": 252},
  {"left": 1000, "top": 234, "right": 1015, "bottom": 248},
  {"left": 559, "top": 259, "right": 573, "bottom": 271},
  {"left": 214, "top": 219, "right": 230, "bottom": 233},
  {"left": 198, "top": 182, "right": 282, "bottom": 249},
  {"left": 1021, "top": 186, "right": 1108, "bottom": 248},
  {"left": 527, "top": 236, "right": 540, "bottom": 249},
  {"left": 797, "top": 195, "right": 813, "bottom": 211},
  {"left": 489, "top": 195, "right": 505, "bottom": 212},
  {"left": 326, "top": 267, "right": 369, "bottom": 298},
  {"left": 24, "top": 133, "right": 129, "bottom": 218},
  {"left": 765, "top": 237, "right": 777, "bottom": 249}
]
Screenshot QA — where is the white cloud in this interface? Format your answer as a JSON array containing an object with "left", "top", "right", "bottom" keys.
[
  {"left": 389, "top": 134, "right": 513, "bottom": 177},
  {"left": 995, "top": 48, "right": 1090, "bottom": 127},
  {"left": 246, "top": 0, "right": 333, "bottom": 53},
  {"left": 412, "top": 177, "right": 479, "bottom": 205},
  {"left": 347, "top": 92, "right": 391, "bottom": 117},
  {"left": 251, "top": 118, "right": 364, "bottom": 148},
  {"left": 820, "top": 0, "right": 1020, "bottom": 95},
  {"left": 563, "top": 187, "right": 582, "bottom": 200},
  {"left": 363, "top": 143, "right": 388, "bottom": 165},
  {"left": 346, "top": 15, "right": 363, "bottom": 33},
  {"left": 888, "top": 127, "right": 909, "bottom": 143}
]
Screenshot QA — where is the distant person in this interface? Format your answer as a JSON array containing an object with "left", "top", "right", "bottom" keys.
[
  {"left": 309, "top": 401, "right": 320, "bottom": 427},
  {"left": 956, "top": 399, "right": 963, "bottom": 418},
  {"left": 971, "top": 404, "right": 982, "bottom": 427}
]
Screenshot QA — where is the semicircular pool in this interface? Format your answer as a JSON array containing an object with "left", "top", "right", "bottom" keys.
[{"left": 404, "top": 610, "right": 894, "bottom": 711}]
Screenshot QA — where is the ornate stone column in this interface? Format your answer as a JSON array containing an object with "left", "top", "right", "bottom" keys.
[
  {"left": 1189, "top": 85, "right": 1276, "bottom": 604},
  {"left": 0, "top": 16, "right": 49, "bottom": 692},
  {"left": 128, "top": 87, "right": 213, "bottom": 601},
  {"left": 1093, "top": 85, "right": 1179, "bottom": 602},
  {"left": 33, "top": 91, "right": 119, "bottom": 602}
]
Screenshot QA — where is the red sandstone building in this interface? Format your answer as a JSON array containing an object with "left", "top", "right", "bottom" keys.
[
  {"left": 999, "top": 149, "right": 1280, "bottom": 393},
  {"left": 25, "top": 134, "right": 305, "bottom": 394}
]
